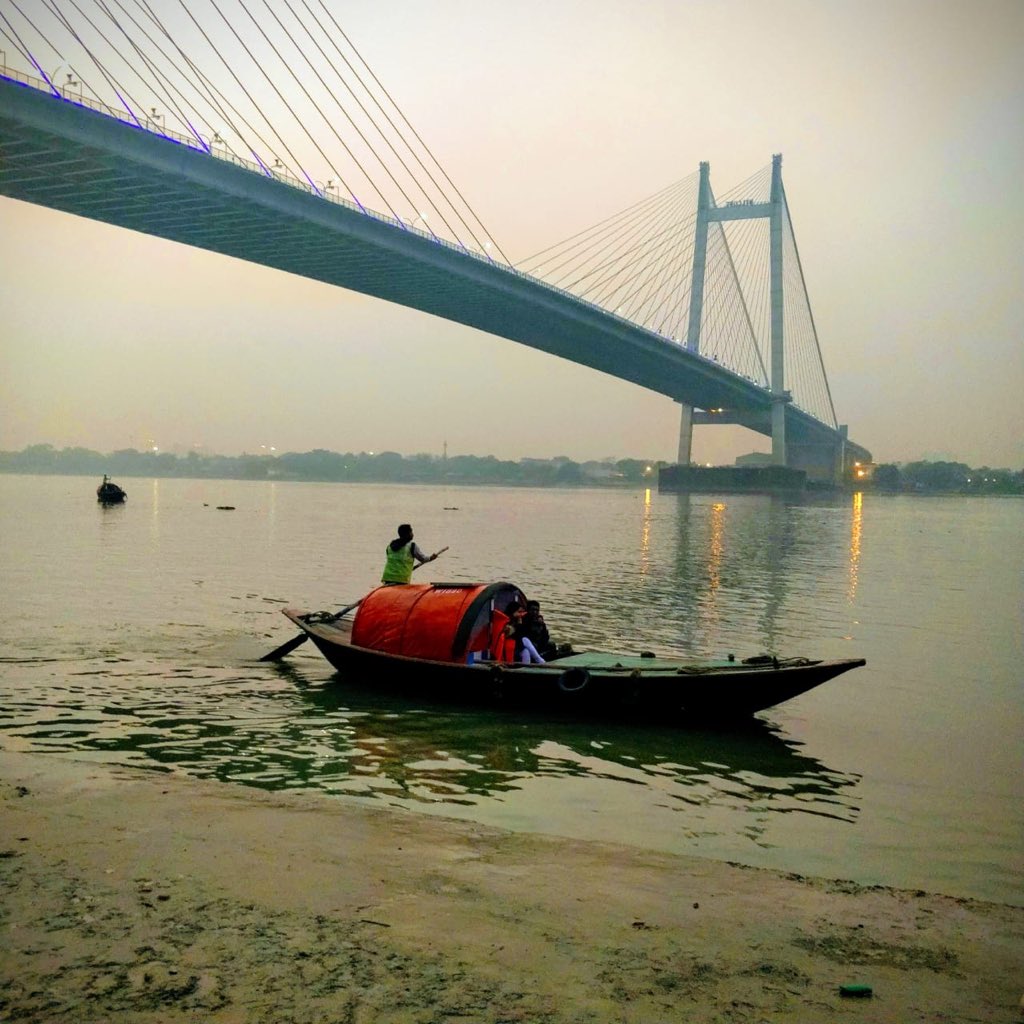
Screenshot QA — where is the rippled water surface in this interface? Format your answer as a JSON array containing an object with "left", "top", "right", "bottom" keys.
[{"left": 1, "top": 475, "right": 1020, "bottom": 903}]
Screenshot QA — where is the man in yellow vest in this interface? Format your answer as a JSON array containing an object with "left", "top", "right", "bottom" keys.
[{"left": 381, "top": 523, "right": 437, "bottom": 584}]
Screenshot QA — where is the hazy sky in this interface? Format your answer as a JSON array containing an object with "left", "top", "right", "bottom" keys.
[{"left": 1, "top": 0, "right": 1022, "bottom": 467}]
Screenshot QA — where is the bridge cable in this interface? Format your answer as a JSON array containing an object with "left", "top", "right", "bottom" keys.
[
  {"left": 782, "top": 181, "right": 837, "bottom": 425},
  {"left": 246, "top": 0, "right": 435, "bottom": 224},
  {"left": 272, "top": 0, "right": 445, "bottom": 241},
  {"left": 89, "top": 0, "right": 209, "bottom": 147},
  {"left": 37, "top": 0, "right": 153, "bottom": 129},
  {"left": 715, "top": 215, "right": 767, "bottom": 382},
  {"left": 526, "top": 185, "right": 692, "bottom": 284},
  {"left": 110, "top": 0, "right": 249, "bottom": 154},
  {"left": 202, "top": 0, "right": 377, "bottom": 204},
  {"left": 704, "top": 220, "right": 758, "bottom": 376},
  {"left": 103, "top": 0, "right": 273, "bottom": 158},
  {"left": 166, "top": 0, "right": 331, "bottom": 186},
  {"left": 292, "top": 0, "right": 495, "bottom": 257},
  {"left": 718, "top": 216, "right": 769, "bottom": 380},
  {"left": 519, "top": 173, "right": 696, "bottom": 273},
  {"left": 1, "top": 3, "right": 70, "bottom": 94},
  {"left": 544, "top": 179, "right": 688, "bottom": 292},
  {"left": 625, "top": 189, "right": 697, "bottom": 332},
  {"left": 593, "top": 187, "right": 696, "bottom": 319},
  {"left": 584, "top": 188, "right": 695, "bottom": 306},
  {"left": 645, "top": 190, "right": 702, "bottom": 333},
  {"left": 314, "top": 0, "right": 511, "bottom": 266},
  {"left": 132, "top": 0, "right": 309, "bottom": 175}
]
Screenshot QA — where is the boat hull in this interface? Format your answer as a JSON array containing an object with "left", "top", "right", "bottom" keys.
[
  {"left": 96, "top": 483, "right": 126, "bottom": 503},
  {"left": 282, "top": 609, "right": 864, "bottom": 719}
]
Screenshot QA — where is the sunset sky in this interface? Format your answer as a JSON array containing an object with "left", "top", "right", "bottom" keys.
[{"left": 1, "top": 0, "right": 1021, "bottom": 467}]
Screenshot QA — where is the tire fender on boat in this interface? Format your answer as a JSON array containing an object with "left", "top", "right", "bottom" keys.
[{"left": 557, "top": 666, "right": 590, "bottom": 694}]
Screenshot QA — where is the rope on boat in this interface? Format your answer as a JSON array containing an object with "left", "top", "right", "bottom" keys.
[
  {"left": 302, "top": 610, "right": 343, "bottom": 624},
  {"left": 676, "top": 656, "right": 816, "bottom": 675}
]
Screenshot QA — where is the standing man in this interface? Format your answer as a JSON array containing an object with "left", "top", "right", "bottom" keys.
[{"left": 381, "top": 523, "right": 436, "bottom": 584}]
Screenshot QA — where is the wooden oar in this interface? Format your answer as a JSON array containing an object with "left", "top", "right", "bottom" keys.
[
  {"left": 259, "top": 631, "right": 309, "bottom": 661},
  {"left": 260, "top": 547, "right": 448, "bottom": 662}
]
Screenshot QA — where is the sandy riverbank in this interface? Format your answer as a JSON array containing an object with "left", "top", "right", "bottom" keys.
[{"left": 1, "top": 751, "right": 1020, "bottom": 1023}]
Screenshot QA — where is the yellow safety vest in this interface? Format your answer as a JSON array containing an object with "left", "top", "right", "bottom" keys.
[{"left": 381, "top": 541, "right": 414, "bottom": 583}]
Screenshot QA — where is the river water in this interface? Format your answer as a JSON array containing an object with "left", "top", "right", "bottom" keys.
[{"left": 0, "top": 474, "right": 1020, "bottom": 904}]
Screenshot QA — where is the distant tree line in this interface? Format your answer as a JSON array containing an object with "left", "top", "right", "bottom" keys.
[
  {"left": 870, "top": 461, "right": 1023, "bottom": 495},
  {"left": 0, "top": 444, "right": 665, "bottom": 487},
  {"left": 1, "top": 445, "right": 1019, "bottom": 493}
]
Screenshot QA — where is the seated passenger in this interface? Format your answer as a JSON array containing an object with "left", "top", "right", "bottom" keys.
[
  {"left": 507, "top": 601, "right": 545, "bottom": 664},
  {"left": 521, "top": 599, "right": 557, "bottom": 660}
]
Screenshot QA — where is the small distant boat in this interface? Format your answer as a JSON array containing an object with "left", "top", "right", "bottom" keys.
[
  {"left": 96, "top": 475, "right": 126, "bottom": 504},
  {"left": 276, "top": 582, "right": 865, "bottom": 720}
]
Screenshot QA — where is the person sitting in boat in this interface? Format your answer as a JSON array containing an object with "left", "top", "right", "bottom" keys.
[
  {"left": 503, "top": 601, "right": 546, "bottom": 664},
  {"left": 381, "top": 523, "right": 436, "bottom": 584},
  {"left": 521, "top": 599, "right": 557, "bottom": 660}
]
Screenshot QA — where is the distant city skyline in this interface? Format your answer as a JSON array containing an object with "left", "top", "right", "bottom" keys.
[{"left": 2, "top": 0, "right": 1022, "bottom": 469}]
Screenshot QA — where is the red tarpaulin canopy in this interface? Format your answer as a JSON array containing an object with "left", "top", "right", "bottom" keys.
[{"left": 351, "top": 582, "right": 525, "bottom": 663}]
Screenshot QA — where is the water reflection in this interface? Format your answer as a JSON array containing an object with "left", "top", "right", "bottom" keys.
[
  {"left": 293, "top": 675, "right": 860, "bottom": 823},
  {"left": 0, "top": 653, "right": 860, "bottom": 844},
  {"left": 150, "top": 478, "right": 160, "bottom": 541},
  {"left": 700, "top": 501, "right": 726, "bottom": 637},
  {"left": 848, "top": 491, "right": 863, "bottom": 603},
  {"left": 639, "top": 487, "right": 652, "bottom": 576},
  {"left": 668, "top": 495, "right": 793, "bottom": 655}
]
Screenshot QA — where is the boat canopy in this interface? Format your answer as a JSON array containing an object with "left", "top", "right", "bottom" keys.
[{"left": 351, "top": 582, "right": 525, "bottom": 663}]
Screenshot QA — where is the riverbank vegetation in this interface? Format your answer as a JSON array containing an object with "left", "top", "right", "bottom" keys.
[
  {"left": 0, "top": 444, "right": 665, "bottom": 487},
  {"left": 871, "top": 461, "right": 1023, "bottom": 495},
  {"left": 1, "top": 445, "right": 1020, "bottom": 493}
]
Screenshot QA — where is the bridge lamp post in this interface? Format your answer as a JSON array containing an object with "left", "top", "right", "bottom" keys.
[
  {"left": 148, "top": 107, "right": 165, "bottom": 131},
  {"left": 62, "top": 74, "right": 81, "bottom": 100},
  {"left": 408, "top": 211, "right": 429, "bottom": 230},
  {"left": 49, "top": 64, "right": 70, "bottom": 97}
]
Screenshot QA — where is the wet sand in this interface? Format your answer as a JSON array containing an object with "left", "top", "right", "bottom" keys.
[{"left": 1, "top": 750, "right": 1021, "bottom": 1023}]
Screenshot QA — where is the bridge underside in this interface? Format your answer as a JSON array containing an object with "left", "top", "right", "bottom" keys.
[
  {"left": 693, "top": 410, "right": 867, "bottom": 481},
  {"left": 0, "top": 78, "right": 869, "bottom": 467}
]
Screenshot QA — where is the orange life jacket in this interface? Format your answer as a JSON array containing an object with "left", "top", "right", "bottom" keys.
[{"left": 489, "top": 610, "right": 516, "bottom": 662}]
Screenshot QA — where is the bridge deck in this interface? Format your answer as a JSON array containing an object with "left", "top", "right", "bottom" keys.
[{"left": 0, "top": 77, "right": 870, "bottom": 462}]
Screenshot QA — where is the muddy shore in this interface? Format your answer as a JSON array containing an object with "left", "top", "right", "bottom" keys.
[{"left": 1, "top": 751, "right": 1020, "bottom": 1022}]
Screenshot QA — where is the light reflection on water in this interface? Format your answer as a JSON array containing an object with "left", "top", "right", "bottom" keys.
[{"left": 0, "top": 475, "right": 1021, "bottom": 903}]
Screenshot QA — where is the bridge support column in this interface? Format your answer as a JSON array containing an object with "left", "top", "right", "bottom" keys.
[
  {"left": 786, "top": 437, "right": 846, "bottom": 485},
  {"left": 677, "top": 403, "right": 694, "bottom": 465},
  {"left": 836, "top": 424, "right": 849, "bottom": 485},
  {"left": 685, "top": 162, "right": 712, "bottom": 356},
  {"left": 771, "top": 396, "right": 787, "bottom": 466},
  {"left": 769, "top": 153, "right": 787, "bottom": 466}
]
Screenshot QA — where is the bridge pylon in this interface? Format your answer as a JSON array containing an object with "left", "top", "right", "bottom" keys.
[{"left": 677, "top": 154, "right": 794, "bottom": 470}]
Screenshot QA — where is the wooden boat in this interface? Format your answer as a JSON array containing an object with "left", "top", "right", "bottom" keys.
[
  {"left": 96, "top": 475, "right": 126, "bottom": 503},
  {"left": 278, "top": 582, "right": 865, "bottom": 719}
]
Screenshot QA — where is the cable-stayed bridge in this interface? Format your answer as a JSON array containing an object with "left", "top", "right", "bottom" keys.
[{"left": 0, "top": 2, "right": 870, "bottom": 480}]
